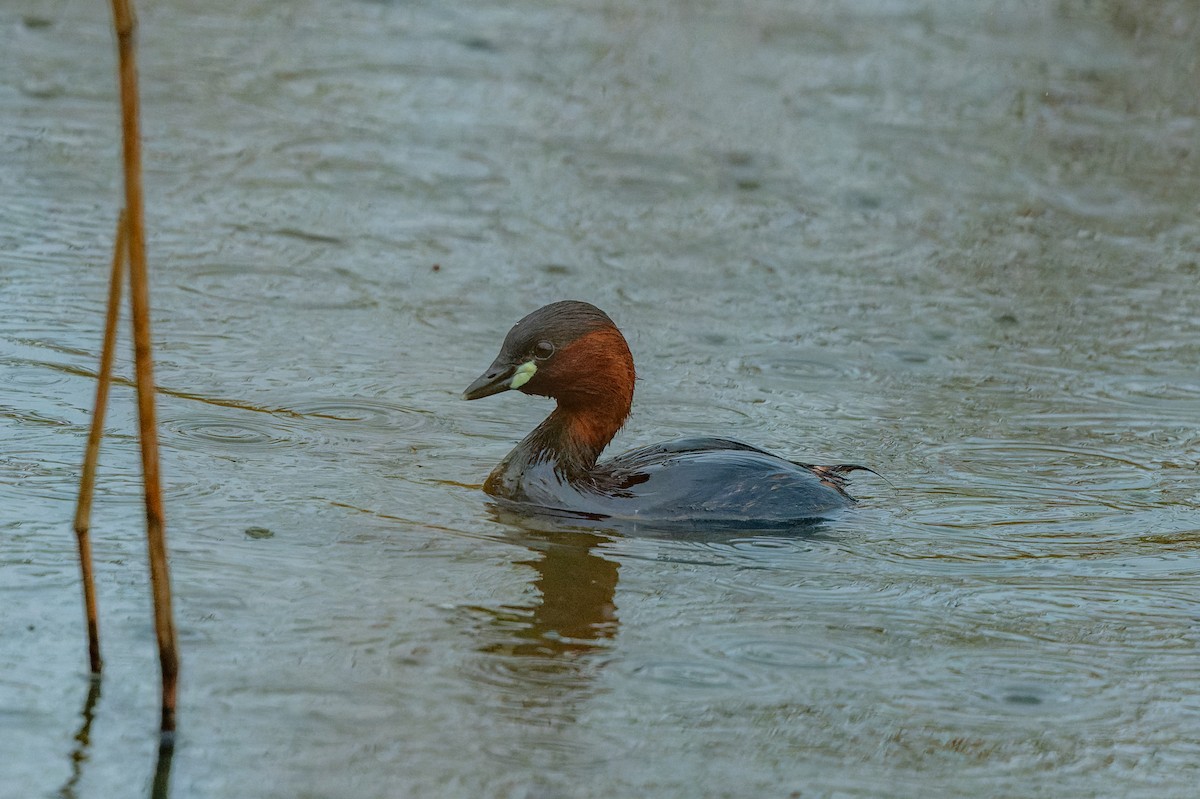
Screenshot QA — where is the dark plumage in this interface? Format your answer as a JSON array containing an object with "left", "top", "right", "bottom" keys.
[{"left": 464, "top": 300, "right": 864, "bottom": 527}]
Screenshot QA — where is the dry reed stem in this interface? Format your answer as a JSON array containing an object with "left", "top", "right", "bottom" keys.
[
  {"left": 111, "top": 0, "right": 179, "bottom": 734},
  {"left": 72, "top": 211, "right": 128, "bottom": 676}
]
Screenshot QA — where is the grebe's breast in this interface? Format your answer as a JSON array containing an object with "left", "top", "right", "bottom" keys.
[{"left": 494, "top": 437, "right": 852, "bottom": 526}]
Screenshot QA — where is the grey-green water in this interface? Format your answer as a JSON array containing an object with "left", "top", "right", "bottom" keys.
[{"left": 2, "top": 1, "right": 1198, "bottom": 797}]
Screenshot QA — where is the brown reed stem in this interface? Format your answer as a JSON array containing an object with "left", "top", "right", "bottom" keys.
[
  {"left": 111, "top": 0, "right": 179, "bottom": 734},
  {"left": 72, "top": 211, "right": 128, "bottom": 676}
]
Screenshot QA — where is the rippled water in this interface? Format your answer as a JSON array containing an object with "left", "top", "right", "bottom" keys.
[{"left": 3, "top": 0, "right": 1199, "bottom": 797}]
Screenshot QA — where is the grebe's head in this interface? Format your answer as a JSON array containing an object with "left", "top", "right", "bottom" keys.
[{"left": 463, "top": 300, "right": 635, "bottom": 413}]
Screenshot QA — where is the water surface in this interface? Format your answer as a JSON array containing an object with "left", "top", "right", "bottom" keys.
[{"left": 2, "top": 1, "right": 1198, "bottom": 797}]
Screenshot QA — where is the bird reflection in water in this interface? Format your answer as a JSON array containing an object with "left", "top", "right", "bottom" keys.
[{"left": 477, "top": 506, "right": 620, "bottom": 662}]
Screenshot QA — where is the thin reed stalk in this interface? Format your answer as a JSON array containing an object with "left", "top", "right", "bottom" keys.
[
  {"left": 111, "top": 0, "right": 179, "bottom": 734},
  {"left": 72, "top": 211, "right": 128, "bottom": 676}
]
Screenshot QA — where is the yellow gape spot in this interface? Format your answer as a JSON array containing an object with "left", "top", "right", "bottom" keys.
[{"left": 510, "top": 361, "right": 537, "bottom": 389}]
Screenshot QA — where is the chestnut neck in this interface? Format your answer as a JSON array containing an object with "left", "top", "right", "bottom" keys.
[
  {"left": 487, "top": 326, "right": 635, "bottom": 493},
  {"left": 533, "top": 395, "right": 632, "bottom": 473},
  {"left": 535, "top": 325, "right": 635, "bottom": 470}
]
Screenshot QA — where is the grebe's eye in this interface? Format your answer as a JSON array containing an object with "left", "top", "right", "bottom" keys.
[{"left": 533, "top": 341, "right": 555, "bottom": 360}]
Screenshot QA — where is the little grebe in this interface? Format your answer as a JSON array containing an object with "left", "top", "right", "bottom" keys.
[{"left": 463, "top": 301, "right": 864, "bottom": 525}]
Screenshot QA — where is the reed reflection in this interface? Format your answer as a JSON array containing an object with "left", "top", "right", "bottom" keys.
[
  {"left": 150, "top": 733, "right": 174, "bottom": 799},
  {"left": 58, "top": 677, "right": 100, "bottom": 799},
  {"left": 58, "top": 676, "right": 175, "bottom": 799}
]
